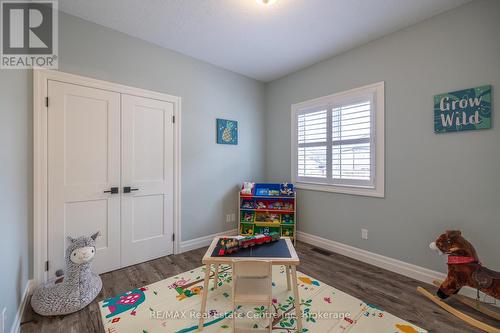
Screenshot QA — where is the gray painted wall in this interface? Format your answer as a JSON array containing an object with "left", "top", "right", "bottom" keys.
[
  {"left": 0, "top": 70, "right": 32, "bottom": 332},
  {"left": 0, "top": 11, "right": 266, "bottom": 330},
  {"left": 265, "top": 0, "right": 500, "bottom": 273},
  {"left": 57, "top": 13, "right": 267, "bottom": 242}
]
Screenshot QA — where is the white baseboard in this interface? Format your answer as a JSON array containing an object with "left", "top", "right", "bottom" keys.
[
  {"left": 180, "top": 229, "right": 237, "bottom": 253},
  {"left": 297, "top": 231, "right": 446, "bottom": 284},
  {"left": 10, "top": 279, "right": 34, "bottom": 333},
  {"left": 297, "top": 231, "right": 498, "bottom": 305}
]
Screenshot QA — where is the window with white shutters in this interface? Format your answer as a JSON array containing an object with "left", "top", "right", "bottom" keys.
[
  {"left": 292, "top": 82, "right": 385, "bottom": 197},
  {"left": 298, "top": 109, "right": 328, "bottom": 178}
]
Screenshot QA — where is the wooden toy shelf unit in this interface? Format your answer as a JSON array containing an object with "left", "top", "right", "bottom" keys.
[{"left": 238, "top": 183, "right": 296, "bottom": 244}]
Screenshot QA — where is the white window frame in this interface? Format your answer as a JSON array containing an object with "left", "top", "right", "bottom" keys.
[{"left": 291, "top": 82, "right": 385, "bottom": 198}]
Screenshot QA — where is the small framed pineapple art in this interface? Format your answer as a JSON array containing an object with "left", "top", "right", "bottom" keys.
[{"left": 216, "top": 118, "right": 238, "bottom": 145}]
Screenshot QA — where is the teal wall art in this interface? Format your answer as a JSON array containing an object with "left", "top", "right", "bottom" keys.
[
  {"left": 216, "top": 118, "right": 238, "bottom": 145},
  {"left": 434, "top": 85, "right": 492, "bottom": 133}
]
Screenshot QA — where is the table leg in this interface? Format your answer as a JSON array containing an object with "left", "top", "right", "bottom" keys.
[
  {"left": 198, "top": 264, "right": 211, "bottom": 330},
  {"left": 291, "top": 266, "right": 303, "bottom": 332},
  {"left": 286, "top": 265, "right": 291, "bottom": 291},
  {"left": 213, "top": 264, "right": 219, "bottom": 289}
]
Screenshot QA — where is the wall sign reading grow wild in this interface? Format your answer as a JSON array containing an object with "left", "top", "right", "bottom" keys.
[{"left": 434, "top": 85, "right": 492, "bottom": 133}]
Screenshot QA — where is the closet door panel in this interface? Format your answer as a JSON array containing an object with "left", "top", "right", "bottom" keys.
[
  {"left": 121, "top": 94, "right": 174, "bottom": 267},
  {"left": 47, "top": 80, "right": 121, "bottom": 276}
]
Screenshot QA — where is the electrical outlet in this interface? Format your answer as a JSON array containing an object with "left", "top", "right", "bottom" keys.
[
  {"left": 361, "top": 229, "right": 368, "bottom": 240},
  {"left": 1, "top": 307, "right": 6, "bottom": 333},
  {"left": 226, "top": 214, "right": 231, "bottom": 223}
]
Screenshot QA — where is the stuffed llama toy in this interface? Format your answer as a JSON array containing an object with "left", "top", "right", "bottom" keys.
[{"left": 31, "top": 232, "right": 103, "bottom": 316}]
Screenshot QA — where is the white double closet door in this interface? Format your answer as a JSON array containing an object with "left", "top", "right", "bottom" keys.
[{"left": 47, "top": 80, "right": 174, "bottom": 276}]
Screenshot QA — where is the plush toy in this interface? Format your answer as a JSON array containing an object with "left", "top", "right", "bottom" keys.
[
  {"left": 243, "top": 212, "right": 254, "bottom": 222},
  {"left": 272, "top": 201, "right": 283, "bottom": 210},
  {"left": 241, "top": 182, "right": 255, "bottom": 195},
  {"left": 282, "top": 214, "right": 293, "bottom": 224},
  {"left": 429, "top": 230, "right": 500, "bottom": 300},
  {"left": 241, "top": 200, "right": 254, "bottom": 209},
  {"left": 256, "top": 201, "right": 266, "bottom": 209},
  {"left": 31, "top": 232, "right": 103, "bottom": 316},
  {"left": 280, "top": 182, "right": 294, "bottom": 196}
]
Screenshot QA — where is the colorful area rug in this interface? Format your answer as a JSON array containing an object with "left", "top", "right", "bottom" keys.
[{"left": 99, "top": 265, "right": 427, "bottom": 333}]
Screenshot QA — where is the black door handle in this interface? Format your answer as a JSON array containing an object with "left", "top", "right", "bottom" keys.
[
  {"left": 123, "top": 186, "right": 139, "bottom": 193},
  {"left": 104, "top": 187, "right": 119, "bottom": 194}
]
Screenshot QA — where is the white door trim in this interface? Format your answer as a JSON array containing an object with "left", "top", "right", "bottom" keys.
[{"left": 33, "top": 68, "right": 182, "bottom": 284}]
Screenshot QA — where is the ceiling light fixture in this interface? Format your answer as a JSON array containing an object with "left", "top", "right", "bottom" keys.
[{"left": 256, "top": 0, "right": 277, "bottom": 5}]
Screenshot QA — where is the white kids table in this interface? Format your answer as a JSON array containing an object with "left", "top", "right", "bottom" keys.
[{"left": 197, "top": 237, "right": 302, "bottom": 331}]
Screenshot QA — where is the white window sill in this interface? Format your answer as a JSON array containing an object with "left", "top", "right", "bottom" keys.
[{"left": 295, "top": 182, "right": 385, "bottom": 198}]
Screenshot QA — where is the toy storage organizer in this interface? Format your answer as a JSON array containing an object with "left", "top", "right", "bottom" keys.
[{"left": 238, "top": 183, "right": 296, "bottom": 244}]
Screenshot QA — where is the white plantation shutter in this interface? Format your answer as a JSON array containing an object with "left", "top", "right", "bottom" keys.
[
  {"left": 292, "top": 82, "right": 384, "bottom": 196},
  {"left": 297, "top": 109, "right": 328, "bottom": 178},
  {"left": 332, "top": 99, "right": 373, "bottom": 185}
]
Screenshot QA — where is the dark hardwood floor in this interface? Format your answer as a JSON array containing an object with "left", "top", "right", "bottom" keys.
[{"left": 21, "top": 241, "right": 499, "bottom": 332}]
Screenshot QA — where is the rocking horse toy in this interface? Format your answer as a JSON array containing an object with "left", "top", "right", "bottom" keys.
[{"left": 417, "top": 230, "right": 500, "bottom": 333}]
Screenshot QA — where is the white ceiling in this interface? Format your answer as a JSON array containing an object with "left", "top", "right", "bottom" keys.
[{"left": 60, "top": 0, "right": 472, "bottom": 82}]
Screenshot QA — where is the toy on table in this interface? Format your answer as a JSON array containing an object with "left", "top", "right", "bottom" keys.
[
  {"left": 417, "top": 230, "right": 500, "bottom": 332},
  {"left": 217, "top": 237, "right": 240, "bottom": 255},
  {"left": 241, "top": 182, "right": 255, "bottom": 195},
  {"left": 217, "top": 232, "right": 281, "bottom": 256}
]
